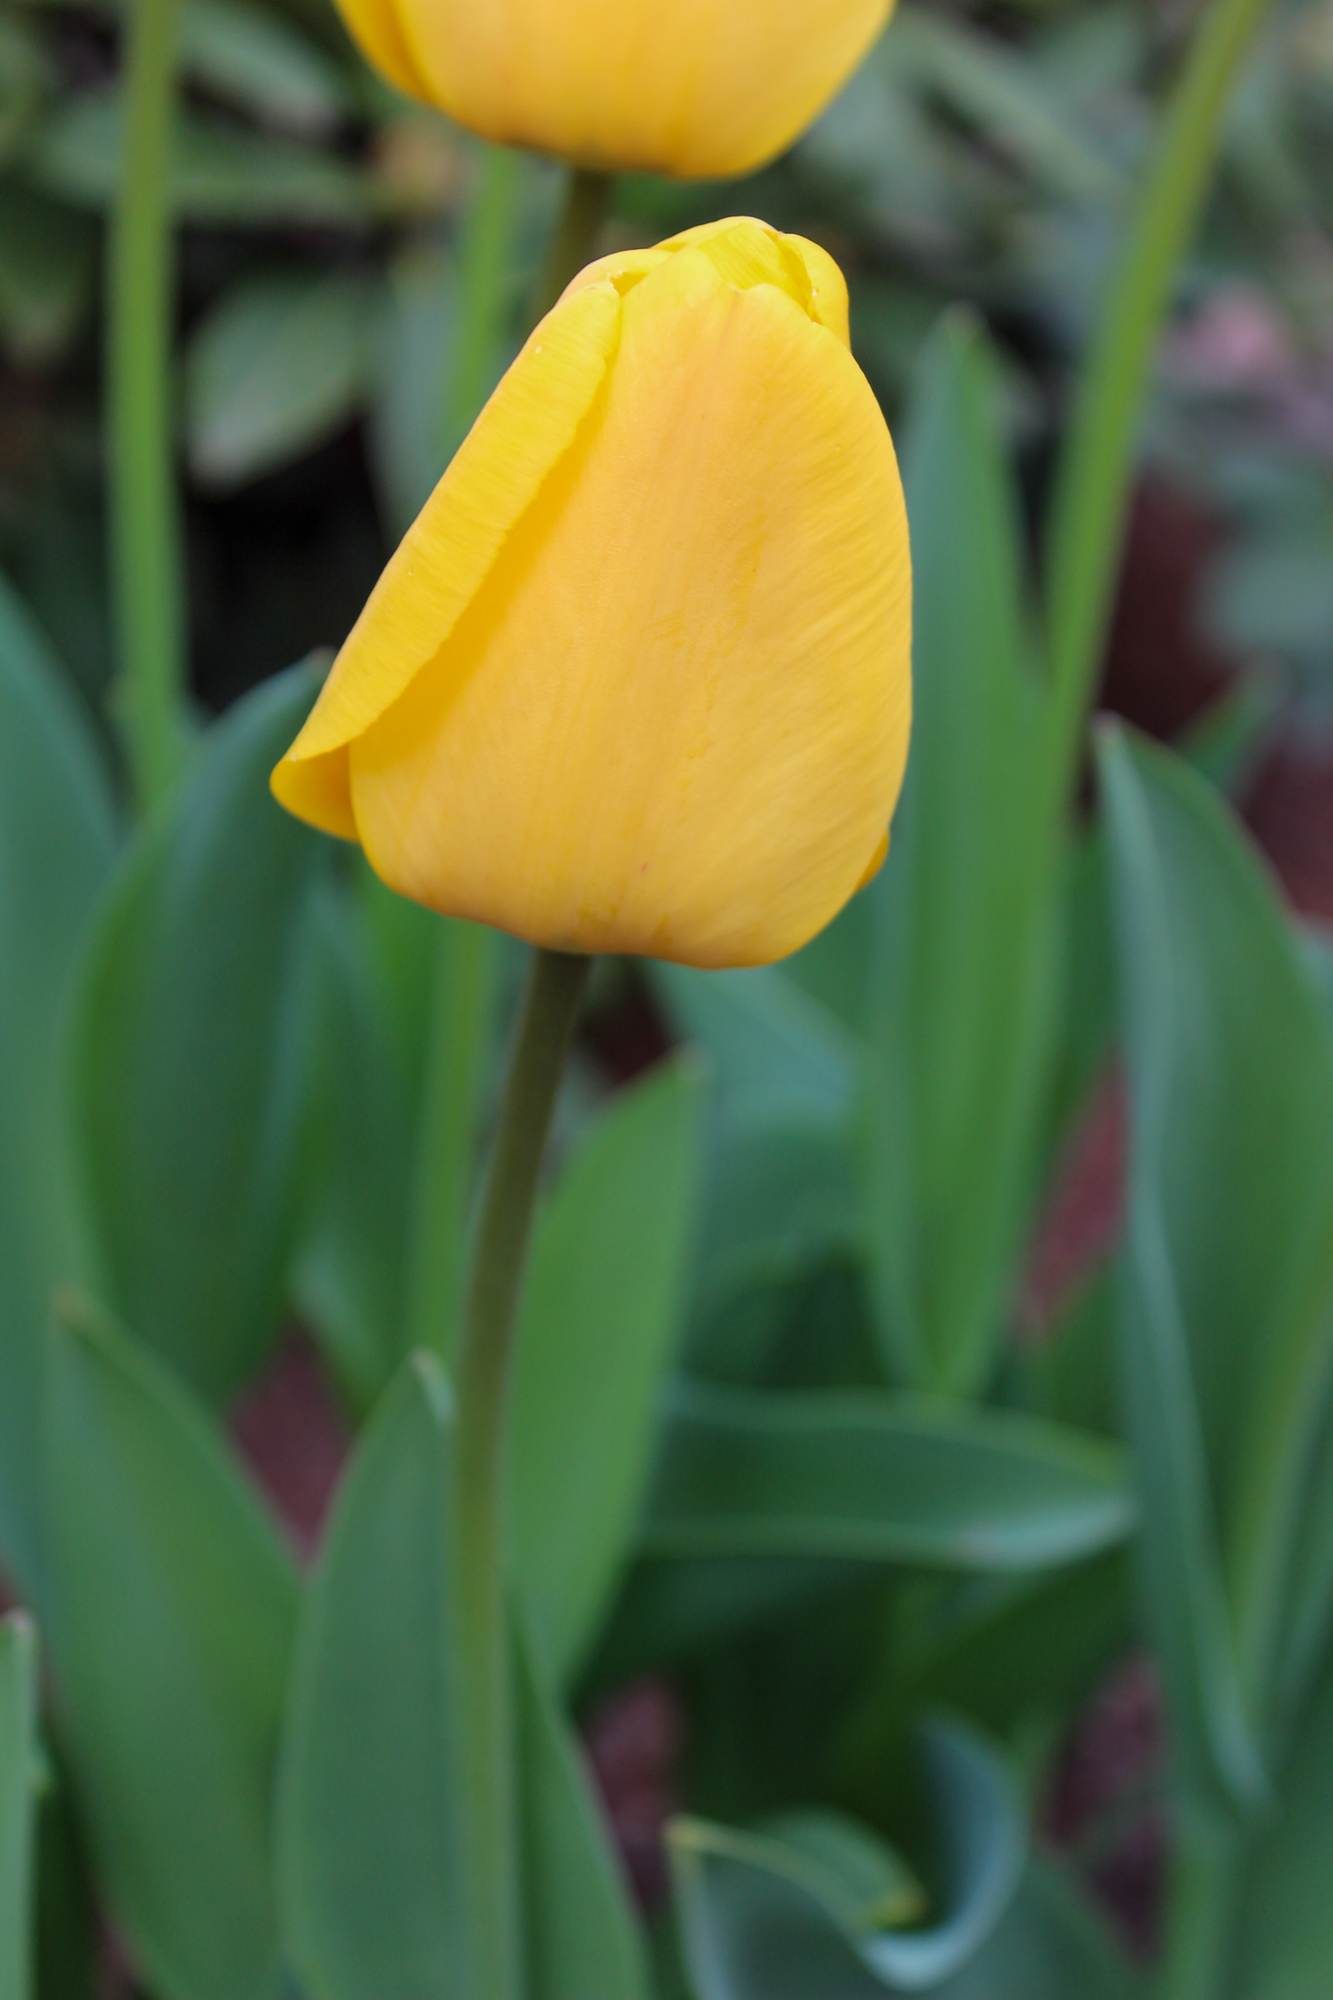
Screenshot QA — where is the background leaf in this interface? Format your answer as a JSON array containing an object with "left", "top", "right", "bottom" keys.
[
  {"left": 0, "top": 1614, "right": 37, "bottom": 2000},
  {"left": 516, "top": 1616, "right": 650, "bottom": 2000},
  {"left": 863, "top": 311, "right": 1056, "bottom": 1395},
  {"left": 276, "top": 1353, "right": 465, "bottom": 2000},
  {"left": 46, "top": 1295, "right": 298, "bottom": 2000},
  {"left": 69, "top": 661, "right": 325, "bottom": 1399},
  {"left": 669, "top": 1719, "right": 1025, "bottom": 1995},
  {"left": 0, "top": 571, "right": 116, "bottom": 1599},
  {"left": 1099, "top": 724, "right": 1333, "bottom": 1811},
  {"left": 511, "top": 1056, "right": 704, "bottom": 1682},
  {"left": 184, "top": 272, "right": 372, "bottom": 490},
  {"left": 642, "top": 1380, "right": 1135, "bottom": 1571}
]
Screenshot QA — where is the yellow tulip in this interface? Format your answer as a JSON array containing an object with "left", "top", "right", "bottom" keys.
[
  {"left": 272, "top": 218, "right": 911, "bottom": 969},
  {"left": 338, "top": 0, "right": 894, "bottom": 179}
]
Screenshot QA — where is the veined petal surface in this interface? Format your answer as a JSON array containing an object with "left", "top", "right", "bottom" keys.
[
  {"left": 349, "top": 246, "right": 910, "bottom": 968},
  {"left": 390, "top": 0, "right": 894, "bottom": 179}
]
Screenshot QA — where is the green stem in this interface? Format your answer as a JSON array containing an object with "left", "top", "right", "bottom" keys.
[
  {"left": 1158, "top": 1810, "right": 1242, "bottom": 2000},
  {"left": 406, "top": 919, "right": 499, "bottom": 1364},
  {"left": 451, "top": 946, "right": 591, "bottom": 2000},
  {"left": 529, "top": 166, "right": 614, "bottom": 322},
  {"left": 441, "top": 142, "right": 526, "bottom": 461},
  {"left": 109, "top": 0, "right": 188, "bottom": 813},
  {"left": 1043, "top": 0, "right": 1276, "bottom": 791}
]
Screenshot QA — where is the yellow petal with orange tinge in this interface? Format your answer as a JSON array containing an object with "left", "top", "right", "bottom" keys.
[
  {"left": 564, "top": 221, "right": 850, "bottom": 346},
  {"left": 347, "top": 244, "right": 911, "bottom": 969},
  {"left": 333, "top": 0, "right": 430, "bottom": 102},
  {"left": 274, "top": 279, "right": 622, "bottom": 770},
  {"left": 380, "top": 0, "right": 895, "bottom": 180},
  {"left": 857, "top": 831, "right": 891, "bottom": 893},
  {"left": 271, "top": 742, "right": 356, "bottom": 842}
]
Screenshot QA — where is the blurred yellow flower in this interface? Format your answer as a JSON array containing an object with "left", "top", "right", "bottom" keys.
[
  {"left": 272, "top": 218, "right": 911, "bottom": 969},
  {"left": 335, "top": 0, "right": 894, "bottom": 179}
]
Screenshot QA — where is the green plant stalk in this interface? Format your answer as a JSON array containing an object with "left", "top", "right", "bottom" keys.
[
  {"left": 109, "top": 0, "right": 189, "bottom": 813},
  {"left": 440, "top": 142, "right": 526, "bottom": 460},
  {"left": 1043, "top": 0, "right": 1276, "bottom": 792},
  {"left": 451, "top": 946, "right": 591, "bottom": 2000},
  {"left": 530, "top": 166, "right": 614, "bottom": 322},
  {"left": 406, "top": 920, "right": 499, "bottom": 1363}
]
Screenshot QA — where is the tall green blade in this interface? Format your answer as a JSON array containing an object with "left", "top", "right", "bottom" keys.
[{"left": 0, "top": 1614, "right": 37, "bottom": 2000}]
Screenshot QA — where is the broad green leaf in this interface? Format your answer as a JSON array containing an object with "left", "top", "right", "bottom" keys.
[
  {"left": 0, "top": 571, "right": 115, "bottom": 1598},
  {"left": 516, "top": 1617, "right": 650, "bottom": 2000},
  {"left": 178, "top": 0, "right": 351, "bottom": 135},
  {"left": 670, "top": 1720, "right": 1025, "bottom": 1995},
  {"left": 512, "top": 1057, "right": 704, "bottom": 1682},
  {"left": 369, "top": 243, "right": 459, "bottom": 537},
  {"left": 927, "top": 1860, "right": 1131, "bottom": 2000},
  {"left": 650, "top": 964, "right": 857, "bottom": 1130},
  {"left": 0, "top": 1614, "right": 37, "bottom": 2000},
  {"left": 276, "top": 1354, "right": 465, "bottom": 2000},
  {"left": 642, "top": 1380, "right": 1134, "bottom": 1572},
  {"left": 69, "top": 662, "right": 325, "bottom": 1399},
  {"left": 1232, "top": 1657, "right": 1333, "bottom": 1999},
  {"left": 46, "top": 1295, "right": 298, "bottom": 2000},
  {"left": 1098, "top": 724, "right": 1333, "bottom": 1811},
  {"left": 289, "top": 882, "right": 414, "bottom": 1413},
  {"left": 33, "top": 90, "right": 373, "bottom": 225},
  {"left": 865, "top": 312, "right": 1056, "bottom": 1394},
  {"left": 594, "top": 1556, "right": 862, "bottom": 1686},
  {"left": 185, "top": 272, "right": 371, "bottom": 489}
]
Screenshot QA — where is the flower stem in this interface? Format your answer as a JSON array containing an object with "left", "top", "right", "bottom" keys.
[
  {"left": 530, "top": 166, "right": 614, "bottom": 322},
  {"left": 451, "top": 946, "right": 591, "bottom": 2000},
  {"left": 109, "top": 0, "right": 188, "bottom": 813},
  {"left": 1157, "top": 1811, "right": 1242, "bottom": 2000},
  {"left": 1043, "top": 0, "right": 1276, "bottom": 795}
]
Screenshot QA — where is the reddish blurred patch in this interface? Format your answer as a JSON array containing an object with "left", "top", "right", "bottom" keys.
[
  {"left": 1018, "top": 1067, "right": 1127, "bottom": 1342},
  {"left": 1045, "top": 1658, "right": 1167, "bottom": 1963},
  {"left": 583, "top": 1678, "right": 684, "bottom": 1915},
  {"left": 229, "top": 1331, "right": 351, "bottom": 1561},
  {"left": 1100, "top": 481, "right": 1236, "bottom": 745},
  {"left": 1244, "top": 740, "right": 1333, "bottom": 926}
]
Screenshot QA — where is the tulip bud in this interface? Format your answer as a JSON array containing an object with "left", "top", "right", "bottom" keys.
[
  {"left": 272, "top": 219, "right": 911, "bottom": 969},
  {"left": 336, "top": 0, "right": 894, "bottom": 179}
]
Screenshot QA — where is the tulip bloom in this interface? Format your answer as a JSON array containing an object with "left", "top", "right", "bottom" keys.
[
  {"left": 272, "top": 219, "right": 911, "bottom": 969},
  {"left": 338, "top": 0, "right": 894, "bottom": 179}
]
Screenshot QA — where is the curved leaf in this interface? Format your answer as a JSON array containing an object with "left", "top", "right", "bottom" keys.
[
  {"left": 69, "top": 662, "right": 325, "bottom": 1399},
  {"left": 276, "top": 1353, "right": 465, "bottom": 2000},
  {"left": 642, "top": 1380, "right": 1134, "bottom": 1571},
  {"left": 1098, "top": 724, "right": 1333, "bottom": 1809},
  {"left": 46, "top": 1294, "right": 297, "bottom": 2000},
  {"left": 512, "top": 1057, "right": 704, "bottom": 1681},
  {"left": 0, "top": 1613, "right": 37, "bottom": 2000},
  {"left": 0, "top": 571, "right": 116, "bottom": 1599},
  {"left": 669, "top": 1719, "right": 1025, "bottom": 1995}
]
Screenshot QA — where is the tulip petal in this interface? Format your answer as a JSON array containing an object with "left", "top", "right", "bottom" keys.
[
  {"left": 332, "top": 0, "right": 430, "bottom": 102},
  {"left": 350, "top": 244, "right": 910, "bottom": 969},
  {"left": 396, "top": 0, "right": 895, "bottom": 180},
  {"left": 270, "top": 742, "right": 356, "bottom": 842},
  {"left": 275, "top": 280, "right": 622, "bottom": 778}
]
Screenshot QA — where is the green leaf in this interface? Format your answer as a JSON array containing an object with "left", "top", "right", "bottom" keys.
[
  {"left": 289, "top": 881, "right": 414, "bottom": 1413},
  {"left": 512, "top": 1057, "right": 703, "bottom": 1683},
  {"left": 33, "top": 89, "right": 373, "bottom": 225},
  {"left": 516, "top": 1616, "right": 650, "bottom": 2000},
  {"left": 0, "top": 571, "right": 116, "bottom": 1599},
  {"left": 0, "top": 1614, "right": 37, "bottom": 2000},
  {"left": 276, "top": 1353, "right": 465, "bottom": 2000},
  {"left": 865, "top": 312, "right": 1056, "bottom": 1394},
  {"left": 177, "top": 0, "right": 352, "bottom": 136},
  {"left": 69, "top": 662, "right": 325, "bottom": 1399},
  {"left": 185, "top": 272, "right": 371, "bottom": 490},
  {"left": 642, "top": 1380, "right": 1134, "bottom": 1571},
  {"left": 650, "top": 964, "right": 857, "bottom": 1130},
  {"left": 1232, "top": 1657, "right": 1333, "bottom": 1999},
  {"left": 1098, "top": 723, "right": 1333, "bottom": 1811},
  {"left": 670, "top": 1720, "right": 1025, "bottom": 1994},
  {"left": 927, "top": 1861, "right": 1132, "bottom": 2000},
  {"left": 46, "top": 1294, "right": 298, "bottom": 2000}
]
